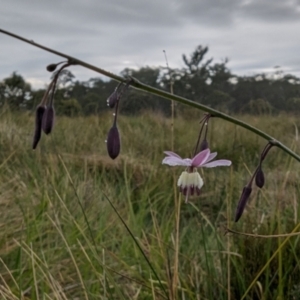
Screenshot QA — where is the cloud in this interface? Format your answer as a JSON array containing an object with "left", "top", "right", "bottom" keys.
[
  {"left": 239, "top": 0, "right": 300, "bottom": 22},
  {"left": 1, "top": 0, "right": 300, "bottom": 89},
  {"left": 176, "top": 0, "right": 239, "bottom": 27}
]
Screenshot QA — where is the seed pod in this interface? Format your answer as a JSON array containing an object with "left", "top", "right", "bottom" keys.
[
  {"left": 42, "top": 106, "right": 55, "bottom": 134},
  {"left": 107, "top": 91, "right": 119, "bottom": 108},
  {"left": 46, "top": 64, "right": 57, "bottom": 72},
  {"left": 255, "top": 166, "right": 265, "bottom": 188},
  {"left": 106, "top": 125, "right": 120, "bottom": 159},
  {"left": 32, "top": 105, "right": 46, "bottom": 149},
  {"left": 199, "top": 139, "right": 209, "bottom": 151},
  {"left": 234, "top": 186, "right": 252, "bottom": 222}
]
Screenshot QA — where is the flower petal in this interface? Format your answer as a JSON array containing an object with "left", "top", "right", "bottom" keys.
[
  {"left": 205, "top": 152, "right": 217, "bottom": 163},
  {"left": 183, "top": 158, "right": 192, "bottom": 165},
  {"left": 163, "top": 151, "right": 182, "bottom": 158},
  {"left": 162, "top": 156, "right": 191, "bottom": 166},
  {"left": 202, "top": 159, "right": 232, "bottom": 168},
  {"left": 191, "top": 149, "right": 210, "bottom": 167}
]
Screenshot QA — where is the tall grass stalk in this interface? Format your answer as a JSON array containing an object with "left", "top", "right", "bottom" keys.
[
  {"left": 58, "top": 154, "right": 98, "bottom": 252},
  {"left": 48, "top": 213, "right": 89, "bottom": 300},
  {"left": 102, "top": 193, "right": 169, "bottom": 299},
  {"left": 241, "top": 222, "right": 300, "bottom": 299},
  {"left": 164, "top": 49, "right": 179, "bottom": 299},
  {"left": 199, "top": 214, "right": 213, "bottom": 300}
]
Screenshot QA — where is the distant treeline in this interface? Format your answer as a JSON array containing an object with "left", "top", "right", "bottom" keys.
[{"left": 1, "top": 45, "right": 300, "bottom": 115}]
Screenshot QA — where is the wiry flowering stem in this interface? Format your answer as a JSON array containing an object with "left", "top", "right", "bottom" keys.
[
  {"left": 49, "top": 62, "right": 73, "bottom": 101},
  {"left": 260, "top": 142, "right": 273, "bottom": 162},
  {"left": 1, "top": 28, "right": 300, "bottom": 162},
  {"left": 193, "top": 114, "right": 211, "bottom": 155},
  {"left": 106, "top": 80, "right": 131, "bottom": 159},
  {"left": 106, "top": 100, "right": 121, "bottom": 159},
  {"left": 32, "top": 61, "right": 73, "bottom": 147},
  {"left": 235, "top": 141, "right": 274, "bottom": 222}
]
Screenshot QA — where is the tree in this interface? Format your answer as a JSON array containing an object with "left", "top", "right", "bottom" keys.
[
  {"left": 120, "top": 67, "right": 170, "bottom": 115},
  {"left": 57, "top": 98, "right": 81, "bottom": 116},
  {"left": 182, "top": 45, "right": 213, "bottom": 75},
  {"left": 0, "top": 72, "right": 32, "bottom": 109}
]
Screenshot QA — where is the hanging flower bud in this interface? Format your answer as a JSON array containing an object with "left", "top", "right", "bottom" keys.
[
  {"left": 107, "top": 90, "right": 119, "bottom": 108},
  {"left": 42, "top": 106, "right": 55, "bottom": 134},
  {"left": 235, "top": 186, "right": 252, "bottom": 222},
  {"left": 46, "top": 64, "right": 58, "bottom": 72},
  {"left": 106, "top": 125, "right": 121, "bottom": 159},
  {"left": 46, "top": 61, "right": 67, "bottom": 72},
  {"left": 199, "top": 139, "right": 209, "bottom": 151},
  {"left": 32, "top": 105, "right": 46, "bottom": 149},
  {"left": 255, "top": 166, "right": 265, "bottom": 188}
]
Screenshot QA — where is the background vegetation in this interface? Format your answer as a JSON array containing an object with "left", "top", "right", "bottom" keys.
[
  {"left": 0, "top": 108, "right": 300, "bottom": 299},
  {"left": 1, "top": 45, "right": 300, "bottom": 299},
  {"left": 1, "top": 45, "right": 300, "bottom": 116}
]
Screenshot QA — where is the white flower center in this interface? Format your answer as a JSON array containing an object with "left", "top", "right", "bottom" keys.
[
  {"left": 177, "top": 170, "right": 204, "bottom": 202},
  {"left": 177, "top": 171, "right": 204, "bottom": 189}
]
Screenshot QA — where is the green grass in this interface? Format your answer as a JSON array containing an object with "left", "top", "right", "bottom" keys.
[{"left": 1, "top": 109, "right": 300, "bottom": 299}]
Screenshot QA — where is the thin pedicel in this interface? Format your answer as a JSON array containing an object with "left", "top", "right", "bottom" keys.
[
  {"left": 106, "top": 100, "right": 121, "bottom": 160},
  {"left": 193, "top": 113, "right": 213, "bottom": 154},
  {"left": 235, "top": 142, "right": 274, "bottom": 222},
  {"left": 106, "top": 80, "right": 132, "bottom": 159},
  {"left": 32, "top": 61, "right": 73, "bottom": 148}
]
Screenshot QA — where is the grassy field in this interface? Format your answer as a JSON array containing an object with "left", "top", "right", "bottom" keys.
[{"left": 1, "top": 108, "right": 300, "bottom": 299}]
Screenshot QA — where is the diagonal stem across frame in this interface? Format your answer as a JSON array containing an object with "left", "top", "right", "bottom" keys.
[{"left": 1, "top": 28, "right": 300, "bottom": 162}]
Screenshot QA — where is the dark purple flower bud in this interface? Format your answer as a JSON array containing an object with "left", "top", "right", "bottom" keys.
[
  {"left": 106, "top": 125, "right": 120, "bottom": 159},
  {"left": 46, "top": 61, "right": 67, "bottom": 72},
  {"left": 32, "top": 105, "right": 46, "bottom": 149},
  {"left": 199, "top": 139, "right": 209, "bottom": 151},
  {"left": 46, "top": 64, "right": 58, "bottom": 72},
  {"left": 255, "top": 166, "right": 265, "bottom": 188},
  {"left": 234, "top": 186, "right": 252, "bottom": 222},
  {"left": 42, "top": 106, "right": 55, "bottom": 134},
  {"left": 107, "top": 91, "right": 119, "bottom": 108}
]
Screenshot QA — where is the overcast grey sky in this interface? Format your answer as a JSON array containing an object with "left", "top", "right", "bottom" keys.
[{"left": 1, "top": 0, "right": 300, "bottom": 89}]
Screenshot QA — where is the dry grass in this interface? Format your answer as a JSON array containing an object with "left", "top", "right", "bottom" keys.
[{"left": 0, "top": 110, "right": 300, "bottom": 299}]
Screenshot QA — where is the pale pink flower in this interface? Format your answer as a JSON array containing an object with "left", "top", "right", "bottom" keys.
[{"left": 162, "top": 148, "right": 231, "bottom": 202}]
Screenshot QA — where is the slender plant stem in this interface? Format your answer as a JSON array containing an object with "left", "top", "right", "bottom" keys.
[
  {"left": 240, "top": 221, "right": 300, "bottom": 299},
  {"left": 199, "top": 214, "right": 213, "bottom": 299},
  {"left": 102, "top": 193, "right": 170, "bottom": 300},
  {"left": 163, "top": 50, "right": 179, "bottom": 299},
  {"left": 225, "top": 227, "right": 300, "bottom": 238},
  {"left": 227, "top": 171, "right": 233, "bottom": 300},
  {"left": 57, "top": 155, "right": 99, "bottom": 252},
  {"left": 173, "top": 192, "right": 180, "bottom": 299},
  {"left": 277, "top": 205, "right": 283, "bottom": 299},
  {"left": 163, "top": 49, "right": 175, "bottom": 152},
  {"left": 1, "top": 28, "right": 300, "bottom": 162}
]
